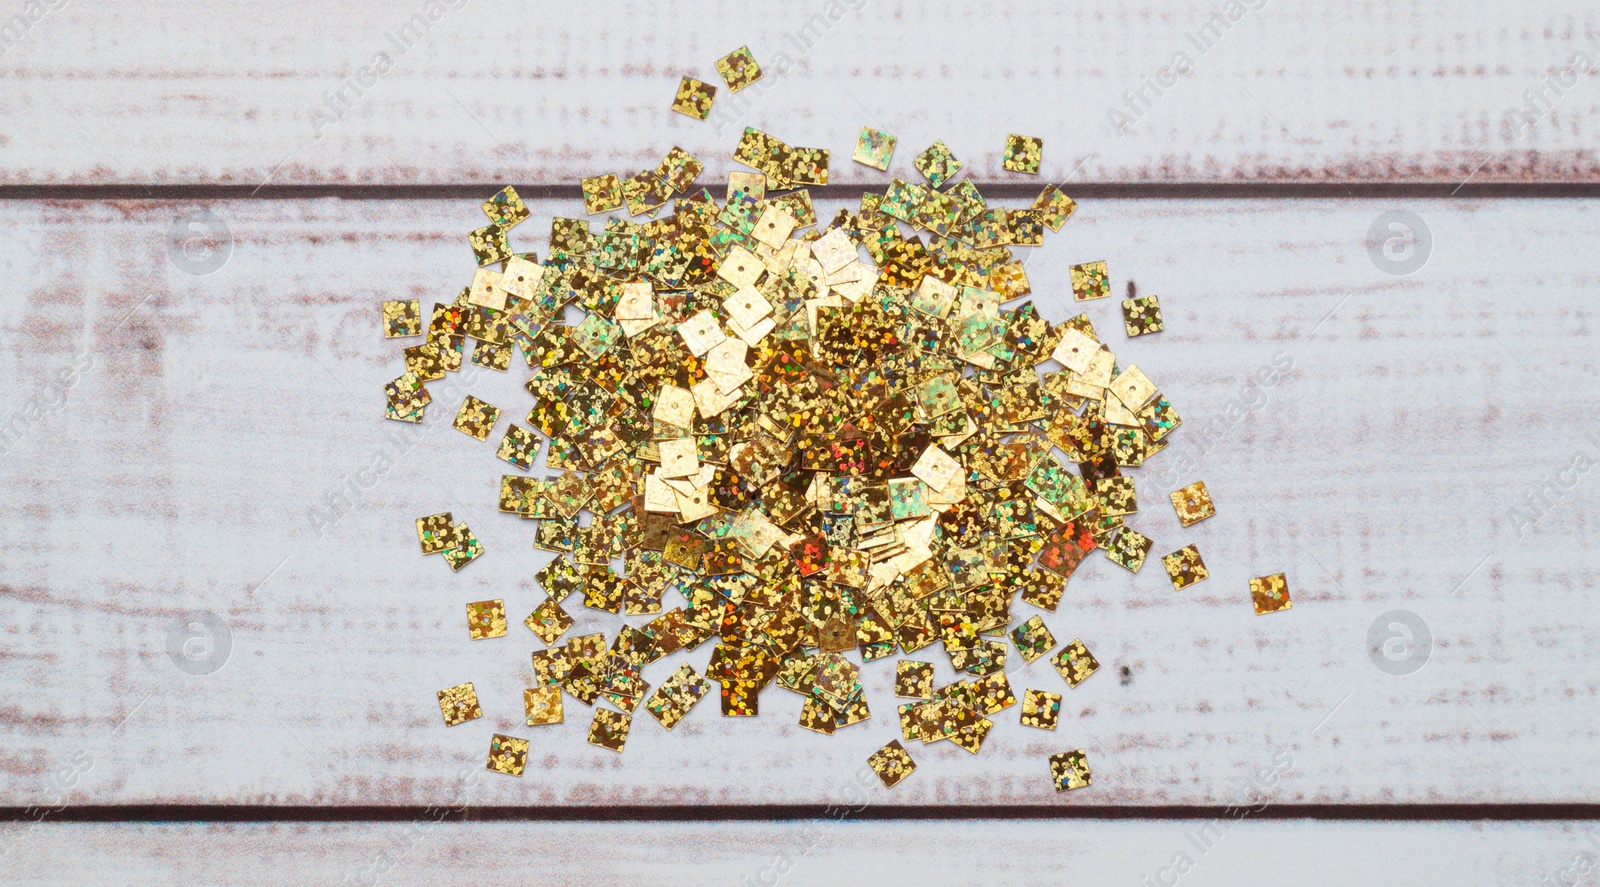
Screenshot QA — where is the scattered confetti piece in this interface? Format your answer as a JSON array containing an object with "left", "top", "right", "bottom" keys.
[
  {"left": 715, "top": 46, "right": 763, "bottom": 92},
  {"left": 383, "top": 299, "right": 422, "bottom": 338},
  {"left": 452, "top": 394, "right": 500, "bottom": 440},
  {"left": 467, "top": 599, "right": 507, "bottom": 639},
  {"left": 1123, "top": 294, "right": 1164, "bottom": 336},
  {"left": 1020, "top": 689, "right": 1061, "bottom": 730},
  {"left": 868, "top": 739, "right": 917, "bottom": 787},
  {"left": 1162, "top": 544, "right": 1209, "bottom": 590},
  {"left": 671, "top": 76, "right": 717, "bottom": 119},
  {"left": 1251, "top": 573, "right": 1293, "bottom": 615},
  {"left": 1003, "top": 134, "right": 1043, "bottom": 174},
  {"left": 437, "top": 682, "right": 482, "bottom": 726},
  {"left": 1169, "top": 480, "right": 1216, "bottom": 527},
  {"left": 525, "top": 686, "right": 564, "bottom": 726},
  {"left": 487, "top": 733, "right": 529, "bottom": 776},
  {"left": 853, "top": 127, "right": 898, "bottom": 171},
  {"left": 1049, "top": 749, "right": 1091, "bottom": 791},
  {"left": 1053, "top": 638, "right": 1100, "bottom": 688}
]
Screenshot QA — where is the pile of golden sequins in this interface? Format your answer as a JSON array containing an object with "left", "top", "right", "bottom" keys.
[{"left": 381, "top": 113, "right": 1291, "bottom": 791}]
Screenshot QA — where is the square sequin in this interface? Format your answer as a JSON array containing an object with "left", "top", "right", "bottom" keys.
[
  {"left": 853, "top": 127, "right": 897, "bottom": 170},
  {"left": 1162, "top": 545, "right": 1210, "bottom": 590},
  {"left": 1049, "top": 749, "right": 1091, "bottom": 791},
  {"left": 1052, "top": 638, "right": 1100, "bottom": 688},
  {"left": 671, "top": 76, "right": 717, "bottom": 119},
  {"left": 437, "top": 682, "right": 482, "bottom": 726},
  {"left": 1122, "top": 295, "right": 1164, "bottom": 336},
  {"left": 1170, "top": 480, "right": 1216, "bottom": 527},
  {"left": 1251, "top": 573, "right": 1293, "bottom": 614},
  {"left": 715, "top": 46, "right": 763, "bottom": 92},
  {"left": 1003, "top": 134, "right": 1043, "bottom": 174},
  {"left": 1020, "top": 689, "right": 1062, "bottom": 730},
  {"left": 868, "top": 739, "right": 917, "bottom": 788},
  {"left": 487, "top": 733, "right": 529, "bottom": 776}
]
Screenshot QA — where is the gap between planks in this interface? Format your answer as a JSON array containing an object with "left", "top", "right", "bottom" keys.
[
  {"left": 5, "top": 183, "right": 1600, "bottom": 201},
  {"left": 7, "top": 804, "right": 1600, "bottom": 823}
]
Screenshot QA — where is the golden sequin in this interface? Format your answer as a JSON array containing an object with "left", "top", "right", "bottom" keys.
[
  {"left": 437, "top": 682, "right": 482, "bottom": 726},
  {"left": 1250, "top": 573, "right": 1293, "bottom": 614},
  {"left": 398, "top": 120, "right": 1263, "bottom": 795},
  {"left": 868, "top": 739, "right": 917, "bottom": 787},
  {"left": 1170, "top": 480, "right": 1216, "bottom": 527}
]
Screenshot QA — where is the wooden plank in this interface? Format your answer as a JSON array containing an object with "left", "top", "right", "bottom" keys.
[
  {"left": 2, "top": 0, "right": 1599, "bottom": 185},
  {"left": 1, "top": 820, "right": 1596, "bottom": 884},
  {"left": 0, "top": 195, "right": 1596, "bottom": 808}
]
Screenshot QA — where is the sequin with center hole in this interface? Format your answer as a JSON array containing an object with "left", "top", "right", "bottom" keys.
[
  {"left": 524, "top": 686, "right": 564, "bottom": 726},
  {"left": 671, "top": 76, "right": 716, "bottom": 119},
  {"left": 442, "top": 526, "right": 483, "bottom": 571},
  {"left": 715, "top": 46, "right": 763, "bottom": 92},
  {"left": 1251, "top": 573, "right": 1293, "bottom": 614},
  {"left": 1163, "top": 544, "right": 1209, "bottom": 590},
  {"left": 913, "top": 140, "right": 963, "bottom": 188},
  {"left": 496, "top": 424, "right": 542, "bottom": 470},
  {"left": 452, "top": 395, "right": 500, "bottom": 440},
  {"left": 1123, "top": 295, "right": 1164, "bottom": 336},
  {"left": 868, "top": 739, "right": 917, "bottom": 787},
  {"left": 1070, "top": 260, "right": 1111, "bottom": 301},
  {"left": 487, "top": 733, "right": 529, "bottom": 776},
  {"left": 894, "top": 660, "right": 934, "bottom": 700},
  {"left": 581, "top": 174, "right": 623, "bottom": 214},
  {"left": 1053, "top": 638, "right": 1100, "bottom": 688},
  {"left": 1003, "top": 134, "right": 1043, "bottom": 174},
  {"left": 481, "top": 186, "right": 530, "bottom": 229},
  {"left": 383, "top": 299, "right": 422, "bottom": 338},
  {"left": 1010, "top": 615, "right": 1057, "bottom": 663},
  {"left": 524, "top": 597, "right": 574, "bottom": 644},
  {"left": 1020, "top": 689, "right": 1061, "bottom": 730},
  {"left": 1049, "top": 749, "right": 1091, "bottom": 791},
  {"left": 437, "top": 682, "right": 482, "bottom": 726},
  {"left": 1033, "top": 185, "right": 1077, "bottom": 230},
  {"left": 415, "top": 512, "right": 455, "bottom": 555},
  {"left": 1104, "top": 527, "right": 1151, "bottom": 573},
  {"left": 466, "top": 599, "right": 507, "bottom": 639},
  {"left": 1170, "top": 480, "right": 1216, "bottom": 527}
]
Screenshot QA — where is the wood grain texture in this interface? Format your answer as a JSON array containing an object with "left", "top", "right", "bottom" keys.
[
  {"left": 4, "top": 0, "right": 1600, "bottom": 186},
  {"left": 3, "top": 820, "right": 1597, "bottom": 885},
  {"left": 0, "top": 195, "right": 1596, "bottom": 809}
]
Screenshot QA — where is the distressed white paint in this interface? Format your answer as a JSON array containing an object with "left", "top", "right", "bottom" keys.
[
  {"left": 0, "top": 196, "right": 1595, "bottom": 807},
  {"left": 0, "top": 1, "right": 1598, "bottom": 185}
]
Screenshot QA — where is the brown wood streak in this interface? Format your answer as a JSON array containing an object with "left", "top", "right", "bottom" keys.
[
  {"left": 7, "top": 803, "right": 1600, "bottom": 822},
  {"left": 0, "top": 194, "right": 1596, "bottom": 812}
]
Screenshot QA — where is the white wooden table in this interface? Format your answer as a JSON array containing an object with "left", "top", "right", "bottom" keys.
[{"left": 2, "top": 2, "right": 1599, "bottom": 884}]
